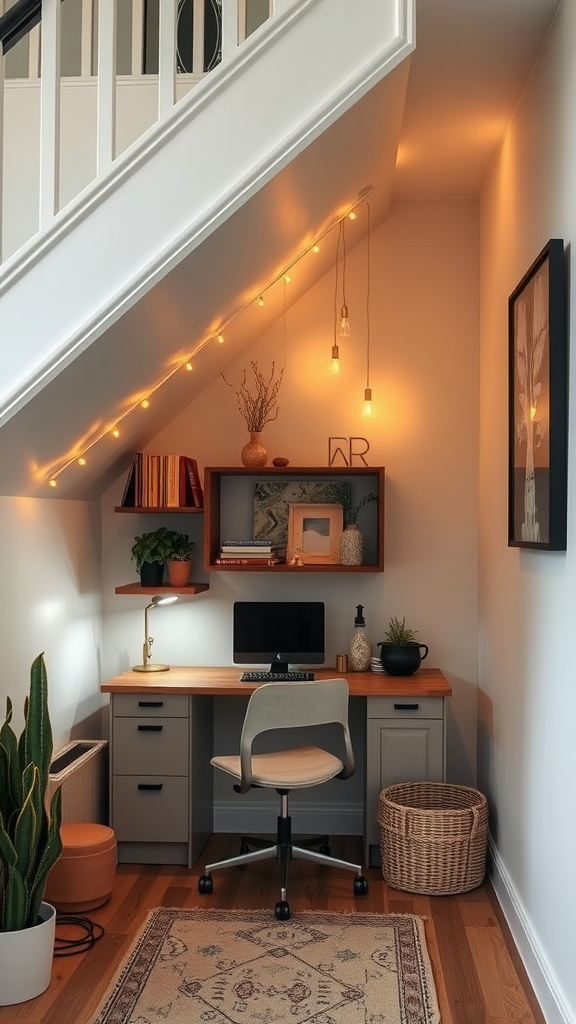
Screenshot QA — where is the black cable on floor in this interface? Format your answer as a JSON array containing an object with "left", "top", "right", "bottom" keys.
[{"left": 54, "top": 914, "right": 105, "bottom": 956}]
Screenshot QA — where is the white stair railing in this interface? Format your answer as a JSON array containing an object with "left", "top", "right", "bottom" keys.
[{"left": 0, "top": 0, "right": 281, "bottom": 263}]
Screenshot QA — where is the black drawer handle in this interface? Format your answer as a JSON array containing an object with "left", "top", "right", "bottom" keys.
[
  {"left": 138, "top": 700, "right": 164, "bottom": 708},
  {"left": 137, "top": 724, "right": 163, "bottom": 732},
  {"left": 137, "top": 783, "right": 163, "bottom": 791},
  {"left": 393, "top": 703, "right": 420, "bottom": 711}
]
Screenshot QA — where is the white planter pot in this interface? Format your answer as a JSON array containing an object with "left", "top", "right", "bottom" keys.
[{"left": 0, "top": 901, "right": 56, "bottom": 1005}]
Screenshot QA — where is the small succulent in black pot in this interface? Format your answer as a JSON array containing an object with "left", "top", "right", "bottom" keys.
[{"left": 377, "top": 616, "right": 429, "bottom": 676}]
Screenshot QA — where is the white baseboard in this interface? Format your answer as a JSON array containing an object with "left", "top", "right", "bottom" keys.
[
  {"left": 213, "top": 800, "right": 362, "bottom": 837},
  {"left": 489, "top": 839, "right": 573, "bottom": 1024}
]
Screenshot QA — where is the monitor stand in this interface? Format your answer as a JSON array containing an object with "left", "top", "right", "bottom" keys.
[{"left": 270, "top": 661, "right": 289, "bottom": 674}]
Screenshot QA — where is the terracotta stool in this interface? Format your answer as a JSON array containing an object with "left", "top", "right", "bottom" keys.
[{"left": 45, "top": 823, "right": 117, "bottom": 913}]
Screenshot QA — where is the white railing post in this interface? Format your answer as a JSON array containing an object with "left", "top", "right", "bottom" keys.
[
  {"left": 158, "top": 0, "right": 176, "bottom": 117},
  {"left": 80, "top": 0, "right": 93, "bottom": 76},
  {"left": 132, "top": 0, "right": 145, "bottom": 75},
  {"left": 96, "top": 0, "right": 116, "bottom": 172},
  {"left": 192, "top": 0, "right": 205, "bottom": 75},
  {"left": 39, "top": 0, "right": 61, "bottom": 226},
  {"left": 221, "top": 0, "right": 237, "bottom": 63},
  {"left": 0, "top": 38, "right": 4, "bottom": 262}
]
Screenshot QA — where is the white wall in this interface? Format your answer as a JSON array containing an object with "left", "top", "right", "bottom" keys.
[
  {"left": 0, "top": 496, "right": 105, "bottom": 752},
  {"left": 479, "top": 3, "right": 575, "bottom": 1022},
  {"left": 102, "top": 197, "right": 480, "bottom": 825}
]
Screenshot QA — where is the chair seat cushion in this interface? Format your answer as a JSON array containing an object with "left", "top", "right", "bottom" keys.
[{"left": 211, "top": 744, "right": 344, "bottom": 789}]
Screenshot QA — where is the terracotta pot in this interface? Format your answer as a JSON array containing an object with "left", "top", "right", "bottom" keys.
[{"left": 167, "top": 559, "right": 192, "bottom": 587}]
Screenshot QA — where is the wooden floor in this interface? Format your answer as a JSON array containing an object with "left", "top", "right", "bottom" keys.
[{"left": 0, "top": 834, "right": 545, "bottom": 1024}]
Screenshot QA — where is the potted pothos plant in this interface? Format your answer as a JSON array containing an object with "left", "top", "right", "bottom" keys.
[
  {"left": 131, "top": 526, "right": 177, "bottom": 586},
  {"left": 0, "top": 653, "right": 63, "bottom": 1004},
  {"left": 377, "top": 616, "right": 429, "bottom": 676}
]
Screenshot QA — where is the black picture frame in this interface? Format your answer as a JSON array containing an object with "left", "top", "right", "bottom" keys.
[{"left": 508, "top": 238, "right": 567, "bottom": 550}]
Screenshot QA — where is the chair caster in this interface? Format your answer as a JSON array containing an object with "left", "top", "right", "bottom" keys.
[
  {"left": 198, "top": 874, "right": 213, "bottom": 894},
  {"left": 274, "top": 900, "right": 291, "bottom": 921},
  {"left": 353, "top": 875, "right": 369, "bottom": 896}
]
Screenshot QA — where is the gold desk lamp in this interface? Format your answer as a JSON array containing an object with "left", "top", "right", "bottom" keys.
[{"left": 133, "top": 594, "right": 178, "bottom": 672}]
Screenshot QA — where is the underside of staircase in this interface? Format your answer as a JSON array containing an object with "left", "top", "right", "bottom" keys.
[{"left": 0, "top": 0, "right": 414, "bottom": 499}]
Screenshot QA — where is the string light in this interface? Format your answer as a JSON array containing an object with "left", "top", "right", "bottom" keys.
[{"left": 44, "top": 185, "right": 375, "bottom": 487}]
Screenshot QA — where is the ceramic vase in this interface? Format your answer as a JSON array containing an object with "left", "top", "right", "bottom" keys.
[
  {"left": 0, "top": 902, "right": 56, "bottom": 1005},
  {"left": 340, "top": 524, "right": 364, "bottom": 565},
  {"left": 241, "top": 432, "right": 267, "bottom": 468}
]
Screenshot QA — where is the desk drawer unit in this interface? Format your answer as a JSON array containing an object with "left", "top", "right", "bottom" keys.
[
  {"left": 110, "top": 694, "right": 191, "bottom": 866},
  {"left": 365, "top": 695, "right": 446, "bottom": 867}
]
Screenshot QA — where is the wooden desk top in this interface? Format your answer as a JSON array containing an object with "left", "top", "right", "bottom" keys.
[{"left": 101, "top": 666, "right": 451, "bottom": 698}]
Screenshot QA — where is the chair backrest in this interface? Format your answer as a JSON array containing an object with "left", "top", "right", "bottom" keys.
[{"left": 237, "top": 678, "right": 354, "bottom": 792}]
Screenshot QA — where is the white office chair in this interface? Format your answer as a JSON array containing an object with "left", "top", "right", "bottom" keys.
[{"left": 198, "top": 678, "right": 369, "bottom": 920}]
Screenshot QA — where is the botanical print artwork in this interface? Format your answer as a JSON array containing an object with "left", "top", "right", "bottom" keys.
[{"left": 513, "top": 258, "right": 550, "bottom": 544}]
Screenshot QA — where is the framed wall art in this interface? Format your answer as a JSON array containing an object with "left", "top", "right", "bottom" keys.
[
  {"left": 508, "top": 238, "right": 567, "bottom": 550},
  {"left": 287, "top": 503, "right": 343, "bottom": 564}
]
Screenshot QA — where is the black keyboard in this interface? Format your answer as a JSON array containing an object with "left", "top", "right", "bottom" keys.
[{"left": 239, "top": 671, "right": 315, "bottom": 682}]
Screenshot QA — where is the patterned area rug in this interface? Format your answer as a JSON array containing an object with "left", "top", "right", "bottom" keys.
[{"left": 90, "top": 908, "right": 440, "bottom": 1024}]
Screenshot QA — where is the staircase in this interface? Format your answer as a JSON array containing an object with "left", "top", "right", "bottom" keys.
[{"left": 0, "top": 0, "right": 414, "bottom": 497}]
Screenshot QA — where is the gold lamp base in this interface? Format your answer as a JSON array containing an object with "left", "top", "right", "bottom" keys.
[{"left": 132, "top": 663, "right": 170, "bottom": 673}]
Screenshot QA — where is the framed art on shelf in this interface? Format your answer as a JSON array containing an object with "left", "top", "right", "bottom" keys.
[
  {"left": 508, "top": 238, "right": 567, "bottom": 550},
  {"left": 287, "top": 503, "right": 343, "bottom": 564}
]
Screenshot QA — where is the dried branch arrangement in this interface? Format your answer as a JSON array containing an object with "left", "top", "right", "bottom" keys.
[{"left": 222, "top": 361, "right": 284, "bottom": 432}]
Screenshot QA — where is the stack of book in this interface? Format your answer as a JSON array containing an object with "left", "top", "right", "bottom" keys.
[{"left": 215, "top": 540, "right": 281, "bottom": 566}]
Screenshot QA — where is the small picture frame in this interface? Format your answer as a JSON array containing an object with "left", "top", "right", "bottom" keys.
[
  {"left": 508, "top": 238, "right": 567, "bottom": 550},
  {"left": 287, "top": 503, "right": 343, "bottom": 564}
]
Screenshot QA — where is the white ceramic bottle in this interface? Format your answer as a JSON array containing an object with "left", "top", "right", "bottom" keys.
[{"left": 348, "top": 604, "right": 371, "bottom": 671}]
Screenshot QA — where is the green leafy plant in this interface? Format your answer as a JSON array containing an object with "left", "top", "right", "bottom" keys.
[
  {"left": 166, "top": 532, "right": 194, "bottom": 562},
  {"left": 131, "top": 527, "right": 180, "bottom": 573},
  {"left": 383, "top": 616, "right": 419, "bottom": 645},
  {"left": 345, "top": 492, "right": 377, "bottom": 526},
  {"left": 0, "top": 653, "right": 63, "bottom": 931}
]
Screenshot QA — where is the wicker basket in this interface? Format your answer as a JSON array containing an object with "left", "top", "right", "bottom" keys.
[{"left": 378, "top": 781, "right": 488, "bottom": 895}]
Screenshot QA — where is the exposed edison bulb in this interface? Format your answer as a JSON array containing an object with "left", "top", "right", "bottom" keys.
[
  {"left": 339, "top": 303, "right": 350, "bottom": 337},
  {"left": 257, "top": 296, "right": 264, "bottom": 307},
  {"left": 217, "top": 334, "right": 224, "bottom": 344},
  {"left": 141, "top": 399, "right": 150, "bottom": 409},
  {"left": 363, "top": 387, "right": 373, "bottom": 418},
  {"left": 330, "top": 344, "right": 340, "bottom": 376}
]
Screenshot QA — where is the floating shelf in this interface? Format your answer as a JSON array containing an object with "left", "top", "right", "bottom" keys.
[{"left": 115, "top": 584, "right": 209, "bottom": 596}]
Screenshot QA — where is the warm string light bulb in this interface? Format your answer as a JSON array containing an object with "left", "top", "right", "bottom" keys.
[
  {"left": 141, "top": 399, "right": 150, "bottom": 409},
  {"left": 111, "top": 427, "right": 120, "bottom": 438},
  {"left": 331, "top": 345, "right": 340, "bottom": 375},
  {"left": 185, "top": 362, "right": 193, "bottom": 371}
]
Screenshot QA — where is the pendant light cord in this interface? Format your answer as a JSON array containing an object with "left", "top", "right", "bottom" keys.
[{"left": 365, "top": 202, "right": 371, "bottom": 389}]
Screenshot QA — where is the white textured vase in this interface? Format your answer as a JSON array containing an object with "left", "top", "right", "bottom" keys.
[
  {"left": 0, "top": 901, "right": 56, "bottom": 1005},
  {"left": 349, "top": 626, "right": 371, "bottom": 671},
  {"left": 340, "top": 524, "right": 364, "bottom": 566}
]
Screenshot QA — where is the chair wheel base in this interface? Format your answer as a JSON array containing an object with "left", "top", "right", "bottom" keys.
[
  {"left": 198, "top": 874, "right": 213, "bottom": 894},
  {"left": 354, "top": 876, "right": 369, "bottom": 896},
  {"left": 274, "top": 900, "right": 291, "bottom": 921}
]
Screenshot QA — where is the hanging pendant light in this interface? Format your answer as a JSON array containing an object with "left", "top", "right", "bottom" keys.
[
  {"left": 339, "top": 218, "right": 350, "bottom": 337},
  {"left": 330, "top": 221, "right": 341, "bottom": 375},
  {"left": 363, "top": 202, "right": 373, "bottom": 417}
]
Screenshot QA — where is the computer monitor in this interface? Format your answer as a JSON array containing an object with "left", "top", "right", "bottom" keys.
[{"left": 233, "top": 601, "right": 325, "bottom": 674}]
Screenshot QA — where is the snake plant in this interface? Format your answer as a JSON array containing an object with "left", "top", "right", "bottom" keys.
[{"left": 0, "top": 653, "right": 62, "bottom": 931}]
